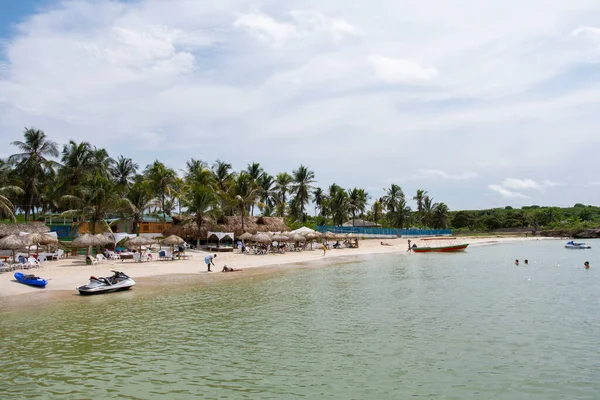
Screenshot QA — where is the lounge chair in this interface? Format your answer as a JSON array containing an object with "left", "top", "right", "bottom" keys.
[
  {"left": 96, "top": 254, "right": 108, "bottom": 263},
  {"left": 27, "top": 257, "right": 41, "bottom": 268},
  {"left": 0, "top": 261, "right": 9, "bottom": 273},
  {"left": 86, "top": 255, "right": 98, "bottom": 265},
  {"left": 56, "top": 249, "right": 65, "bottom": 259}
]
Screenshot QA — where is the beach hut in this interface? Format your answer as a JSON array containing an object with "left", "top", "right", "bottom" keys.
[{"left": 0, "top": 235, "right": 27, "bottom": 262}]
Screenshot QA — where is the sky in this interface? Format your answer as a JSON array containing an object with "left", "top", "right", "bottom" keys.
[{"left": 1, "top": 0, "right": 599, "bottom": 211}]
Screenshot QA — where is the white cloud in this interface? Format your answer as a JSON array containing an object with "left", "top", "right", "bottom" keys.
[
  {"left": 368, "top": 55, "right": 438, "bottom": 84},
  {"left": 489, "top": 184, "right": 530, "bottom": 199},
  {"left": 1, "top": 0, "right": 600, "bottom": 209},
  {"left": 502, "top": 178, "right": 560, "bottom": 191},
  {"left": 419, "top": 169, "right": 478, "bottom": 180},
  {"left": 572, "top": 26, "right": 600, "bottom": 39},
  {"left": 233, "top": 12, "right": 298, "bottom": 47}
]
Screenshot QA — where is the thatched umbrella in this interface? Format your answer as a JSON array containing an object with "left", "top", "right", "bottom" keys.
[
  {"left": 323, "top": 231, "right": 336, "bottom": 240},
  {"left": 252, "top": 233, "right": 272, "bottom": 243},
  {"left": 0, "top": 235, "right": 27, "bottom": 262},
  {"left": 72, "top": 234, "right": 104, "bottom": 258},
  {"left": 239, "top": 232, "right": 254, "bottom": 241},
  {"left": 162, "top": 234, "right": 184, "bottom": 246},
  {"left": 291, "top": 234, "right": 305, "bottom": 242},
  {"left": 126, "top": 236, "right": 156, "bottom": 255},
  {"left": 271, "top": 234, "right": 288, "bottom": 242},
  {"left": 161, "top": 234, "right": 184, "bottom": 255}
]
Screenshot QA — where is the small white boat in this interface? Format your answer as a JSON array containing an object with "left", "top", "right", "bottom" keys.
[{"left": 565, "top": 241, "right": 591, "bottom": 249}]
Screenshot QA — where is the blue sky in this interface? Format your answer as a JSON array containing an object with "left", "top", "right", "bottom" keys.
[
  {"left": 0, "top": 0, "right": 45, "bottom": 38},
  {"left": 1, "top": 0, "right": 599, "bottom": 210}
]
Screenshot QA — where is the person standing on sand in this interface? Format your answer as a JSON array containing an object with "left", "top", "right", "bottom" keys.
[
  {"left": 204, "top": 254, "right": 217, "bottom": 272},
  {"left": 407, "top": 239, "right": 412, "bottom": 253},
  {"left": 322, "top": 243, "right": 327, "bottom": 256}
]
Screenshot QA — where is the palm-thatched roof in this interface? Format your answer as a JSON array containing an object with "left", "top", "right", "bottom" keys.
[
  {"left": 0, "top": 222, "right": 50, "bottom": 238},
  {"left": 163, "top": 216, "right": 289, "bottom": 239}
]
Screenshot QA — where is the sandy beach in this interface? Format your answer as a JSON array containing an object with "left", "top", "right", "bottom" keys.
[{"left": 0, "top": 236, "right": 542, "bottom": 301}]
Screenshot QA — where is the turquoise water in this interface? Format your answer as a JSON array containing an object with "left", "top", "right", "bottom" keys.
[{"left": 1, "top": 240, "right": 599, "bottom": 399}]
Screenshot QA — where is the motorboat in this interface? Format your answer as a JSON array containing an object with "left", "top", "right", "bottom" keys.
[
  {"left": 14, "top": 272, "right": 48, "bottom": 288},
  {"left": 77, "top": 270, "right": 135, "bottom": 295},
  {"left": 565, "top": 241, "right": 591, "bottom": 249},
  {"left": 411, "top": 237, "right": 469, "bottom": 253}
]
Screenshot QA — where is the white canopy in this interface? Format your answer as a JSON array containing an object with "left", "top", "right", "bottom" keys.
[
  {"left": 113, "top": 233, "right": 137, "bottom": 244},
  {"left": 208, "top": 232, "right": 234, "bottom": 241},
  {"left": 290, "top": 227, "right": 315, "bottom": 235}
]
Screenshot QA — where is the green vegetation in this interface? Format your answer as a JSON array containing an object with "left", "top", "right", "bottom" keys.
[{"left": 1, "top": 128, "right": 596, "bottom": 236}]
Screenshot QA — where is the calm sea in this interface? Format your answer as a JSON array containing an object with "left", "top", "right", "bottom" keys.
[{"left": 1, "top": 239, "right": 599, "bottom": 399}]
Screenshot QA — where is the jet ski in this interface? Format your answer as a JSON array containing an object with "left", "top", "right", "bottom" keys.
[
  {"left": 77, "top": 270, "right": 135, "bottom": 295},
  {"left": 565, "top": 241, "right": 591, "bottom": 249}
]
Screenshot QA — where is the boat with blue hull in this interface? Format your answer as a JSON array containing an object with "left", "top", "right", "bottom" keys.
[{"left": 14, "top": 272, "right": 48, "bottom": 288}]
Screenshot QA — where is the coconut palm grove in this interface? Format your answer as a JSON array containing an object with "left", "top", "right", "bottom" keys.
[{"left": 1, "top": 128, "right": 599, "bottom": 236}]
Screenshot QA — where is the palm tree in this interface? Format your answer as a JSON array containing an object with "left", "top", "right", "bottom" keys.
[
  {"left": 144, "top": 160, "right": 177, "bottom": 224},
  {"left": 231, "top": 172, "right": 258, "bottom": 232},
  {"left": 313, "top": 187, "right": 326, "bottom": 217},
  {"left": 422, "top": 196, "right": 435, "bottom": 228},
  {"left": 291, "top": 165, "right": 315, "bottom": 222},
  {"left": 9, "top": 128, "right": 59, "bottom": 220},
  {"left": 257, "top": 174, "right": 275, "bottom": 214},
  {"left": 348, "top": 188, "right": 369, "bottom": 225},
  {"left": 183, "top": 183, "right": 217, "bottom": 248},
  {"left": 413, "top": 189, "right": 428, "bottom": 226},
  {"left": 0, "top": 185, "right": 25, "bottom": 222},
  {"left": 58, "top": 140, "right": 93, "bottom": 193},
  {"left": 110, "top": 155, "right": 139, "bottom": 195},
  {"left": 125, "top": 181, "right": 152, "bottom": 234},
  {"left": 90, "top": 147, "right": 114, "bottom": 178},
  {"left": 388, "top": 197, "right": 411, "bottom": 229},
  {"left": 371, "top": 198, "right": 383, "bottom": 226},
  {"left": 60, "top": 176, "right": 134, "bottom": 235},
  {"left": 171, "top": 177, "right": 186, "bottom": 215},
  {"left": 382, "top": 184, "right": 404, "bottom": 214},
  {"left": 212, "top": 159, "right": 233, "bottom": 211},
  {"left": 432, "top": 202, "right": 450, "bottom": 229},
  {"left": 274, "top": 172, "right": 292, "bottom": 217},
  {"left": 329, "top": 189, "right": 348, "bottom": 226},
  {"left": 185, "top": 159, "right": 213, "bottom": 186},
  {"left": 246, "top": 162, "right": 263, "bottom": 216}
]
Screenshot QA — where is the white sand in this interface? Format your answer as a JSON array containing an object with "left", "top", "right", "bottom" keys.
[{"left": 0, "top": 236, "right": 542, "bottom": 299}]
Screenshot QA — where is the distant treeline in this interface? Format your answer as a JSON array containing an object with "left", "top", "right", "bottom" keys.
[{"left": 447, "top": 204, "right": 600, "bottom": 232}]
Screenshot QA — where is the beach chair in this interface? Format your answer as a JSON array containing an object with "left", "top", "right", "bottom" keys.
[
  {"left": 96, "top": 254, "right": 108, "bottom": 263},
  {"left": 107, "top": 251, "right": 121, "bottom": 260},
  {"left": 0, "top": 261, "right": 9, "bottom": 273},
  {"left": 56, "top": 249, "right": 65, "bottom": 259},
  {"left": 133, "top": 253, "right": 141, "bottom": 263},
  {"left": 27, "top": 257, "right": 41, "bottom": 268},
  {"left": 86, "top": 255, "right": 98, "bottom": 265}
]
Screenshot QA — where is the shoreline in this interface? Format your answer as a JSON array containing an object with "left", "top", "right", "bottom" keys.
[{"left": 0, "top": 236, "right": 546, "bottom": 306}]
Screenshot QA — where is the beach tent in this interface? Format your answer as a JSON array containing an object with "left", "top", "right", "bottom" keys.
[
  {"left": 290, "top": 226, "right": 315, "bottom": 235},
  {"left": 207, "top": 232, "right": 234, "bottom": 246}
]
